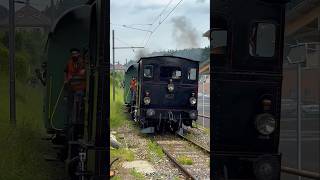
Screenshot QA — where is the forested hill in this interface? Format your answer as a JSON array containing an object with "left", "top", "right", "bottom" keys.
[{"left": 150, "top": 47, "right": 210, "bottom": 63}]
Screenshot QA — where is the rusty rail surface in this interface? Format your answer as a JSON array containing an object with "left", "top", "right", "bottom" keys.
[
  {"left": 156, "top": 142, "right": 197, "bottom": 180},
  {"left": 281, "top": 166, "right": 320, "bottom": 179},
  {"left": 176, "top": 133, "right": 210, "bottom": 154},
  {"left": 198, "top": 114, "right": 210, "bottom": 119}
]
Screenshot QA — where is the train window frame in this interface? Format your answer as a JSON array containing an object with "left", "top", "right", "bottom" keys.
[
  {"left": 143, "top": 65, "right": 153, "bottom": 79},
  {"left": 160, "top": 66, "right": 182, "bottom": 81},
  {"left": 188, "top": 68, "right": 197, "bottom": 81},
  {"left": 249, "top": 21, "right": 277, "bottom": 58}
]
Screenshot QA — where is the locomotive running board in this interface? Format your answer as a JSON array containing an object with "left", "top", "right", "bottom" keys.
[{"left": 141, "top": 127, "right": 155, "bottom": 134}]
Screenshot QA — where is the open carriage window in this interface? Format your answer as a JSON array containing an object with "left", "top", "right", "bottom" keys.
[
  {"left": 143, "top": 65, "right": 153, "bottom": 78},
  {"left": 160, "top": 66, "right": 182, "bottom": 80},
  {"left": 249, "top": 22, "right": 276, "bottom": 57},
  {"left": 188, "top": 68, "right": 197, "bottom": 80}
]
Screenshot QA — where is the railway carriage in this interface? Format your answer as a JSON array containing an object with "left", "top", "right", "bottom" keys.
[
  {"left": 127, "top": 56, "right": 199, "bottom": 133},
  {"left": 123, "top": 64, "right": 138, "bottom": 106},
  {"left": 41, "top": 1, "right": 109, "bottom": 179}
]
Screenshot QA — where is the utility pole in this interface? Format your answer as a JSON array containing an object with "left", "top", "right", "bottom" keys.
[
  {"left": 297, "top": 62, "right": 302, "bottom": 180},
  {"left": 112, "top": 30, "right": 144, "bottom": 102},
  {"left": 9, "top": 0, "right": 16, "bottom": 126},
  {"left": 112, "top": 30, "right": 115, "bottom": 101}
]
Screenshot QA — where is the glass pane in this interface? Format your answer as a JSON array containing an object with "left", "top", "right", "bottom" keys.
[
  {"left": 188, "top": 68, "right": 197, "bottom": 80},
  {"left": 250, "top": 23, "right": 276, "bottom": 57},
  {"left": 144, "top": 65, "right": 153, "bottom": 78},
  {"left": 211, "top": 30, "right": 227, "bottom": 55}
]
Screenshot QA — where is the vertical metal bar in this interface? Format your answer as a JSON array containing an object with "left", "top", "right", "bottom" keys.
[
  {"left": 202, "top": 77, "right": 205, "bottom": 128},
  {"left": 297, "top": 62, "right": 302, "bottom": 180},
  {"left": 112, "top": 30, "right": 115, "bottom": 101},
  {"left": 50, "top": 0, "right": 54, "bottom": 26},
  {"left": 9, "top": 0, "right": 16, "bottom": 126}
]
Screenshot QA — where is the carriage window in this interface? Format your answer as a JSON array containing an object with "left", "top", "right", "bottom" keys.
[
  {"left": 160, "top": 66, "right": 182, "bottom": 80},
  {"left": 249, "top": 23, "right": 276, "bottom": 57},
  {"left": 188, "top": 68, "right": 197, "bottom": 80},
  {"left": 144, "top": 65, "right": 153, "bottom": 78}
]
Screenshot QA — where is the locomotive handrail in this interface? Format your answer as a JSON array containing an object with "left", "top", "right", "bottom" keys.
[
  {"left": 281, "top": 166, "right": 320, "bottom": 179},
  {"left": 198, "top": 114, "right": 210, "bottom": 119},
  {"left": 49, "top": 83, "right": 65, "bottom": 131}
]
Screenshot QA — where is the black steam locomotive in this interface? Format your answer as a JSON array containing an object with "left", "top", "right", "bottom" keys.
[
  {"left": 125, "top": 56, "right": 199, "bottom": 133},
  {"left": 211, "top": 0, "right": 288, "bottom": 179}
]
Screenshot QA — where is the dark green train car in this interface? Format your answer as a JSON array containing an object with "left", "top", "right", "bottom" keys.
[
  {"left": 45, "top": 5, "right": 91, "bottom": 133},
  {"left": 124, "top": 64, "right": 138, "bottom": 105},
  {"left": 42, "top": 1, "right": 110, "bottom": 178}
]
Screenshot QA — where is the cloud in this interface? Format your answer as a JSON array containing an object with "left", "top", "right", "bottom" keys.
[{"left": 196, "top": 0, "right": 207, "bottom": 3}]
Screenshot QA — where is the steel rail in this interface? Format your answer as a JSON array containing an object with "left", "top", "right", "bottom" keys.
[
  {"left": 176, "top": 133, "right": 210, "bottom": 154},
  {"left": 155, "top": 141, "right": 196, "bottom": 180},
  {"left": 198, "top": 114, "right": 210, "bottom": 119},
  {"left": 281, "top": 166, "right": 320, "bottom": 179}
]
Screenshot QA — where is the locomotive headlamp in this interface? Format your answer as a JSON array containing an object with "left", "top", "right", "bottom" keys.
[
  {"left": 253, "top": 156, "right": 280, "bottom": 180},
  {"left": 168, "top": 79, "right": 174, "bottom": 92},
  {"left": 189, "top": 93, "right": 197, "bottom": 105},
  {"left": 189, "top": 110, "right": 197, "bottom": 120},
  {"left": 146, "top": 109, "right": 155, "bottom": 117},
  {"left": 255, "top": 113, "right": 276, "bottom": 135},
  {"left": 144, "top": 97, "right": 151, "bottom": 105}
]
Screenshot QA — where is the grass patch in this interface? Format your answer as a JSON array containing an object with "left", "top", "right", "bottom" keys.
[
  {"left": 110, "top": 73, "right": 129, "bottom": 129},
  {"left": 177, "top": 155, "right": 193, "bottom": 165},
  {"left": 147, "top": 140, "right": 164, "bottom": 161},
  {"left": 0, "top": 75, "right": 67, "bottom": 179},
  {"left": 130, "top": 169, "right": 145, "bottom": 180},
  {"left": 111, "top": 175, "right": 122, "bottom": 180},
  {"left": 110, "top": 148, "right": 135, "bottom": 162}
]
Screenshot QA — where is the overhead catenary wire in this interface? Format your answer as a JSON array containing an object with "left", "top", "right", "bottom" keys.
[
  {"left": 110, "top": 23, "right": 152, "bottom": 33},
  {"left": 144, "top": 0, "right": 184, "bottom": 47},
  {"left": 115, "top": 37, "right": 137, "bottom": 54}
]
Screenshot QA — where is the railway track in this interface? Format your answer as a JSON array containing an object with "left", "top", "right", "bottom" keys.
[{"left": 154, "top": 134, "right": 210, "bottom": 180}]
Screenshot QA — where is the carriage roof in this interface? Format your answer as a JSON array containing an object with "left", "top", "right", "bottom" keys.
[
  {"left": 138, "top": 55, "right": 200, "bottom": 63},
  {"left": 125, "top": 63, "right": 138, "bottom": 72}
]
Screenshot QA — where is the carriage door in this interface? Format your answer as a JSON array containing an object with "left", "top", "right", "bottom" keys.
[{"left": 211, "top": 0, "right": 287, "bottom": 179}]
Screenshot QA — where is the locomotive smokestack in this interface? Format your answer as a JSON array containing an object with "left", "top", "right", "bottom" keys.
[{"left": 171, "top": 16, "right": 200, "bottom": 49}]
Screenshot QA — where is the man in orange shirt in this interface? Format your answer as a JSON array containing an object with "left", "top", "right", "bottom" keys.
[
  {"left": 64, "top": 48, "right": 86, "bottom": 139},
  {"left": 130, "top": 77, "right": 137, "bottom": 103}
]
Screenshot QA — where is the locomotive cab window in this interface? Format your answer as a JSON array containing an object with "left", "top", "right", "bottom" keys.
[
  {"left": 188, "top": 68, "right": 197, "bottom": 80},
  {"left": 160, "top": 66, "right": 182, "bottom": 80},
  {"left": 249, "top": 22, "right": 276, "bottom": 57},
  {"left": 143, "top": 65, "right": 153, "bottom": 78}
]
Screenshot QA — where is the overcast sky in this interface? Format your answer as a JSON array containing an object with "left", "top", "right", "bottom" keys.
[
  {"left": 111, "top": 0, "right": 210, "bottom": 64},
  {"left": 0, "top": 0, "right": 210, "bottom": 64}
]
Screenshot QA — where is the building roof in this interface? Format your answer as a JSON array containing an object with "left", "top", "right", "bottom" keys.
[{"left": 0, "top": 4, "right": 50, "bottom": 27}]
